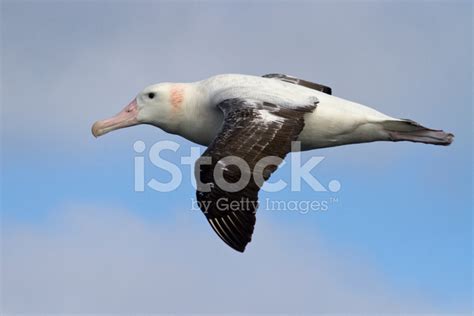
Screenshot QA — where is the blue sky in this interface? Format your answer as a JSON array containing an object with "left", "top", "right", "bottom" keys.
[{"left": 1, "top": 1, "right": 472, "bottom": 314}]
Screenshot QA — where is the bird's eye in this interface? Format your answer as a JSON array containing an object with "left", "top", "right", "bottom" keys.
[{"left": 147, "top": 92, "right": 155, "bottom": 99}]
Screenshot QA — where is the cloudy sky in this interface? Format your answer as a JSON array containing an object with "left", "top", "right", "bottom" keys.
[{"left": 1, "top": 0, "right": 472, "bottom": 314}]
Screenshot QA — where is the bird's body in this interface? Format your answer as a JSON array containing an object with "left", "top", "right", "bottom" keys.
[
  {"left": 155, "top": 74, "right": 438, "bottom": 150},
  {"left": 92, "top": 73, "right": 453, "bottom": 252}
]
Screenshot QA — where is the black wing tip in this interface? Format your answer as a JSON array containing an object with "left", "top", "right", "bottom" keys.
[
  {"left": 262, "top": 73, "right": 284, "bottom": 78},
  {"left": 207, "top": 216, "right": 252, "bottom": 253},
  {"left": 214, "top": 228, "right": 249, "bottom": 253},
  {"left": 232, "top": 244, "right": 247, "bottom": 253},
  {"left": 262, "top": 73, "right": 332, "bottom": 95},
  {"left": 229, "top": 235, "right": 251, "bottom": 252}
]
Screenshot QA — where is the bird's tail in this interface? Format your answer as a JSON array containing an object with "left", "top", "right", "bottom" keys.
[{"left": 382, "top": 119, "right": 454, "bottom": 146}]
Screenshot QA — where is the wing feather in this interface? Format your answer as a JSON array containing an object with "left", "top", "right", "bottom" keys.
[
  {"left": 194, "top": 98, "right": 315, "bottom": 252},
  {"left": 263, "top": 73, "right": 332, "bottom": 95}
]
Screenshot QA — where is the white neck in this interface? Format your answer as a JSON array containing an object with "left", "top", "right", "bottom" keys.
[{"left": 171, "top": 82, "right": 223, "bottom": 146}]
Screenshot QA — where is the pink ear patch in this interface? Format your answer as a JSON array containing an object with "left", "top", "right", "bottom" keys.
[{"left": 170, "top": 85, "right": 184, "bottom": 110}]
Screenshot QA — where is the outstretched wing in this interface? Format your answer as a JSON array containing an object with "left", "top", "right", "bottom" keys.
[
  {"left": 263, "top": 73, "right": 332, "bottom": 95},
  {"left": 194, "top": 98, "right": 316, "bottom": 252}
]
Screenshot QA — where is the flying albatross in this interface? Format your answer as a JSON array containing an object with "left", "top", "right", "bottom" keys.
[{"left": 91, "top": 73, "right": 453, "bottom": 252}]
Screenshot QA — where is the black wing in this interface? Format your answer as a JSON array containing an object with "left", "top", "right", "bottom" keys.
[
  {"left": 263, "top": 73, "right": 332, "bottom": 95},
  {"left": 195, "top": 98, "right": 316, "bottom": 252}
]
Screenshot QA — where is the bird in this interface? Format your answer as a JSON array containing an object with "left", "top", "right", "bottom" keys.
[{"left": 91, "top": 73, "right": 453, "bottom": 252}]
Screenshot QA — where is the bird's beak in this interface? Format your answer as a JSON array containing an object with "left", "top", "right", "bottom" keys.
[{"left": 91, "top": 99, "right": 139, "bottom": 137}]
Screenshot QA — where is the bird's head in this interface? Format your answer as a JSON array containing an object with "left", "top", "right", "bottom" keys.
[{"left": 92, "top": 83, "right": 185, "bottom": 137}]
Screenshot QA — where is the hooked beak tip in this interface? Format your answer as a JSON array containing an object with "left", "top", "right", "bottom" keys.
[
  {"left": 91, "top": 121, "right": 104, "bottom": 138},
  {"left": 91, "top": 99, "right": 138, "bottom": 139}
]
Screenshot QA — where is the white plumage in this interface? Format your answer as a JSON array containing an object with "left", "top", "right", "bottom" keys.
[{"left": 143, "top": 74, "right": 450, "bottom": 150}]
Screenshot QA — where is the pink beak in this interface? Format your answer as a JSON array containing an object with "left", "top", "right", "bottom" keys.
[{"left": 91, "top": 99, "right": 139, "bottom": 137}]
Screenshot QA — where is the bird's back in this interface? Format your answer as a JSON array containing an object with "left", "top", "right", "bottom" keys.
[{"left": 200, "top": 74, "right": 320, "bottom": 109}]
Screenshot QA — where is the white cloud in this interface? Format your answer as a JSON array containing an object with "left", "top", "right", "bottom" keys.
[{"left": 1, "top": 204, "right": 432, "bottom": 314}]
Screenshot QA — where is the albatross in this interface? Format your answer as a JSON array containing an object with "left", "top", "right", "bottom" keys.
[{"left": 91, "top": 73, "right": 453, "bottom": 252}]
